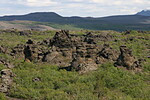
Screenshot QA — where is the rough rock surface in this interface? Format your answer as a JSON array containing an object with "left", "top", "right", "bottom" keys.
[
  {"left": 0, "top": 29, "right": 33, "bottom": 36},
  {"left": 0, "top": 57, "right": 15, "bottom": 93},
  {"left": 11, "top": 30, "right": 119, "bottom": 73},
  {"left": 0, "top": 69, "right": 14, "bottom": 93},
  {"left": 0, "top": 46, "right": 8, "bottom": 54},
  {"left": 114, "top": 46, "right": 142, "bottom": 70},
  {"left": 97, "top": 44, "right": 118, "bottom": 64},
  {"left": 11, "top": 30, "right": 142, "bottom": 73},
  {"left": 11, "top": 44, "right": 25, "bottom": 58},
  {"left": 0, "top": 57, "right": 14, "bottom": 68},
  {"left": 84, "top": 32, "right": 115, "bottom": 42}
]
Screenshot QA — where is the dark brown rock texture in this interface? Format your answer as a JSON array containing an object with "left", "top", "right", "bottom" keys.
[
  {"left": 11, "top": 30, "right": 142, "bottom": 73},
  {"left": 114, "top": 46, "right": 142, "bottom": 70}
]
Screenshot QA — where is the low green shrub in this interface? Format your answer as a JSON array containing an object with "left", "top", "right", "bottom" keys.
[{"left": 0, "top": 93, "right": 6, "bottom": 100}]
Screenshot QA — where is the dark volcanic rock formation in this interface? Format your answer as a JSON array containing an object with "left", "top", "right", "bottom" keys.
[
  {"left": 0, "top": 57, "right": 14, "bottom": 68},
  {"left": 0, "top": 46, "right": 9, "bottom": 54},
  {"left": 0, "top": 69, "right": 14, "bottom": 93},
  {"left": 11, "top": 30, "right": 142, "bottom": 73},
  {"left": 98, "top": 44, "right": 118, "bottom": 62},
  {"left": 0, "top": 29, "right": 33, "bottom": 36},
  {"left": 114, "top": 46, "right": 142, "bottom": 70},
  {"left": 11, "top": 44, "right": 25, "bottom": 58},
  {"left": 0, "top": 58, "right": 15, "bottom": 93}
]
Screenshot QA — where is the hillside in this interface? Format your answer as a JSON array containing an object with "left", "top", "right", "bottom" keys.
[
  {"left": 0, "top": 12, "right": 150, "bottom": 31},
  {"left": 0, "top": 20, "right": 56, "bottom": 31},
  {"left": 0, "top": 29, "right": 149, "bottom": 99}
]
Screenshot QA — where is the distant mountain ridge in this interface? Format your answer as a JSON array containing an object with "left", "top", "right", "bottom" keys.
[
  {"left": 136, "top": 10, "right": 150, "bottom": 16},
  {"left": 0, "top": 11, "right": 150, "bottom": 31},
  {"left": 0, "top": 12, "right": 63, "bottom": 22}
]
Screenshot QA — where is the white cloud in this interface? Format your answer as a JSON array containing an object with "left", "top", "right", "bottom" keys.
[
  {"left": 91, "top": 0, "right": 105, "bottom": 3},
  {"left": 16, "top": 0, "right": 58, "bottom": 7},
  {"left": 0, "top": 0, "right": 150, "bottom": 17},
  {"left": 27, "top": 0, "right": 58, "bottom": 7}
]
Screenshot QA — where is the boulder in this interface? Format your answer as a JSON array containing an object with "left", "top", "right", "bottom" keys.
[
  {"left": 98, "top": 44, "right": 118, "bottom": 61},
  {"left": 0, "top": 46, "right": 6, "bottom": 54},
  {"left": 11, "top": 44, "right": 24, "bottom": 58},
  {"left": 0, "top": 58, "right": 14, "bottom": 68},
  {"left": 114, "top": 46, "right": 141, "bottom": 70},
  {"left": 0, "top": 69, "right": 14, "bottom": 93},
  {"left": 51, "top": 30, "right": 73, "bottom": 48},
  {"left": 26, "top": 39, "right": 34, "bottom": 44},
  {"left": 71, "top": 55, "right": 98, "bottom": 74},
  {"left": 24, "top": 45, "right": 33, "bottom": 62}
]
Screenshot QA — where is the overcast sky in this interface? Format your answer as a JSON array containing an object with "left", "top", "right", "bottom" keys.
[{"left": 0, "top": 0, "right": 150, "bottom": 17}]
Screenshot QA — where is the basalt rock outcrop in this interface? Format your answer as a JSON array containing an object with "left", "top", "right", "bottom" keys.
[
  {"left": 11, "top": 30, "right": 120, "bottom": 73},
  {"left": 97, "top": 44, "right": 118, "bottom": 64},
  {"left": 11, "top": 30, "right": 142, "bottom": 73},
  {"left": 0, "top": 46, "right": 8, "bottom": 54},
  {"left": 0, "top": 57, "right": 14, "bottom": 69},
  {"left": 114, "top": 46, "right": 142, "bottom": 70},
  {"left": 11, "top": 39, "right": 50, "bottom": 62},
  {"left": 0, "top": 29, "right": 33, "bottom": 36},
  {"left": 0, "top": 69, "right": 14, "bottom": 93},
  {"left": 0, "top": 57, "right": 15, "bottom": 93},
  {"left": 84, "top": 32, "right": 115, "bottom": 42}
]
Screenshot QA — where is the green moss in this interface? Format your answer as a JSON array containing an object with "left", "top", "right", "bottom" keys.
[{"left": 0, "top": 93, "right": 6, "bottom": 100}]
